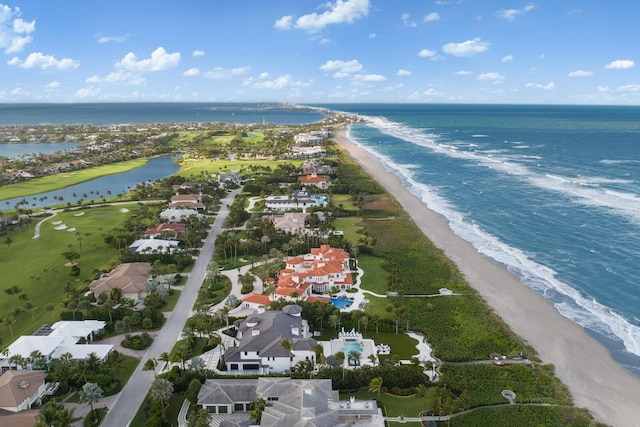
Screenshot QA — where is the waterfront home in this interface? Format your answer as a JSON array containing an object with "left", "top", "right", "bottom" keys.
[
  {"left": 222, "top": 305, "right": 316, "bottom": 374},
  {"left": 0, "top": 369, "right": 56, "bottom": 426},
  {"left": 275, "top": 245, "right": 352, "bottom": 300},
  {"left": 197, "top": 377, "right": 383, "bottom": 426},
  {"left": 298, "top": 173, "right": 331, "bottom": 190}
]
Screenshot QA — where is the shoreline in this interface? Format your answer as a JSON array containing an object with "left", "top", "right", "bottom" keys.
[{"left": 334, "top": 126, "right": 640, "bottom": 427}]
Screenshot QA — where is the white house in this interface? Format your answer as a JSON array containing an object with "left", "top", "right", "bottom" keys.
[
  {"left": 222, "top": 305, "right": 317, "bottom": 374},
  {"left": 129, "top": 238, "right": 180, "bottom": 254},
  {"left": 159, "top": 208, "right": 202, "bottom": 223}
]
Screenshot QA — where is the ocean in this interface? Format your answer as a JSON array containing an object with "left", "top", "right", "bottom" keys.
[
  {"left": 315, "top": 103, "right": 640, "bottom": 376},
  {"left": 2, "top": 102, "right": 639, "bottom": 377}
]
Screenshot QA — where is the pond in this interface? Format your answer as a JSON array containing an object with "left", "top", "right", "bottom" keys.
[{"left": 1, "top": 155, "right": 180, "bottom": 209}]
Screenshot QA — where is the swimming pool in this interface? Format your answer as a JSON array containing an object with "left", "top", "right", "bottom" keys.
[{"left": 330, "top": 297, "right": 351, "bottom": 309}]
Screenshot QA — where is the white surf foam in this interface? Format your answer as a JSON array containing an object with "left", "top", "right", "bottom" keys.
[{"left": 345, "top": 122, "right": 640, "bottom": 358}]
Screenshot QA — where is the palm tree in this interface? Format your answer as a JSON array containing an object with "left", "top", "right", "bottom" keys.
[
  {"left": 45, "top": 303, "right": 55, "bottom": 322},
  {"left": 334, "top": 351, "right": 346, "bottom": 380},
  {"left": 71, "top": 359, "right": 91, "bottom": 385},
  {"left": 158, "top": 351, "right": 172, "bottom": 372},
  {"left": 312, "top": 343, "right": 325, "bottom": 365},
  {"left": 367, "top": 354, "right": 378, "bottom": 366},
  {"left": 150, "top": 378, "right": 174, "bottom": 426},
  {"left": 79, "top": 382, "right": 103, "bottom": 421},
  {"left": 3, "top": 315, "right": 16, "bottom": 338},
  {"left": 368, "top": 376, "right": 384, "bottom": 398},
  {"left": 328, "top": 313, "right": 340, "bottom": 335},
  {"left": 143, "top": 358, "right": 158, "bottom": 377},
  {"left": 279, "top": 338, "right": 294, "bottom": 373},
  {"left": 348, "top": 349, "right": 362, "bottom": 367}
]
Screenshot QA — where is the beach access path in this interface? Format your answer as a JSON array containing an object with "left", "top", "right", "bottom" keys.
[{"left": 335, "top": 126, "right": 640, "bottom": 427}]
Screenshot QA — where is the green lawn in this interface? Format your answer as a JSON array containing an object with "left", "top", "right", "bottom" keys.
[
  {"left": 177, "top": 158, "right": 303, "bottom": 180},
  {"left": 331, "top": 217, "right": 363, "bottom": 243},
  {"left": 341, "top": 388, "right": 425, "bottom": 425},
  {"left": 0, "top": 205, "right": 138, "bottom": 346},
  {"left": 357, "top": 254, "right": 388, "bottom": 295},
  {"left": 0, "top": 159, "right": 147, "bottom": 201},
  {"left": 331, "top": 194, "right": 359, "bottom": 211}
]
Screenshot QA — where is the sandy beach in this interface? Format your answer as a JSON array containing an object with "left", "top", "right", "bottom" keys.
[{"left": 335, "top": 126, "right": 640, "bottom": 427}]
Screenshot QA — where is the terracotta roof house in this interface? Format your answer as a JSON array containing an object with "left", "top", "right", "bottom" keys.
[
  {"left": 144, "top": 223, "right": 186, "bottom": 239},
  {"left": 240, "top": 292, "right": 272, "bottom": 312},
  {"left": 169, "top": 194, "right": 205, "bottom": 210},
  {"left": 88, "top": 262, "right": 152, "bottom": 302},
  {"left": 275, "top": 245, "right": 352, "bottom": 300},
  {"left": 222, "top": 306, "right": 316, "bottom": 374},
  {"left": 298, "top": 173, "right": 331, "bottom": 190},
  {"left": 197, "top": 377, "right": 383, "bottom": 426}
]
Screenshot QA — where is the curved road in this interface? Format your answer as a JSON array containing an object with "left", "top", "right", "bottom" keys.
[{"left": 101, "top": 189, "right": 240, "bottom": 427}]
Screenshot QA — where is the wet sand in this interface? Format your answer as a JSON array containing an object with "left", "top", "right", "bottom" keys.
[{"left": 335, "top": 126, "right": 640, "bottom": 427}]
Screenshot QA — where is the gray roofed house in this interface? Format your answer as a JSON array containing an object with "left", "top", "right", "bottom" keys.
[
  {"left": 197, "top": 378, "right": 383, "bottom": 426},
  {"left": 223, "top": 306, "right": 316, "bottom": 374}
]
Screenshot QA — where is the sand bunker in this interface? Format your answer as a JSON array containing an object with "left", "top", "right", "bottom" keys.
[
  {"left": 54, "top": 224, "right": 67, "bottom": 230},
  {"left": 119, "top": 208, "right": 130, "bottom": 213},
  {"left": 52, "top": 220, "right": 62, "bottom": 225},
  {"left": 73, "top": 212, "right": 85, "bottom": 216},
  {"left": 67, "top": 228, "right": 76, "bottom": 232}
]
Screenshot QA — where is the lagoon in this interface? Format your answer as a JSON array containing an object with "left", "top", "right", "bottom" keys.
[
  {"left": 0, "top": 142, "right": 83, "bottom": 159},
  {"left": 1, "top": 155, "right": 180, "bottom": 209}
]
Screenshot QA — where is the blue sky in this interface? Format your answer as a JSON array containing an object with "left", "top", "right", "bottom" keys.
[{"left": 1, "top": 0, "right": 639, "bottom": 104}]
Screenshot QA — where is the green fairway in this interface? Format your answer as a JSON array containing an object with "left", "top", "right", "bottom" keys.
[
  {"left": 0, "top": 204, "right": 140, "bottom": 346},
  {"left": 0, "top": 158, "right": 147, "bottom": 201},
  {"left": 331, "top": 217, "right": 363, "bottom": 245},
  {"left": 358, "top": 254, "right": 388, "bottom": 295},
  {"left": 177, "top": 158, "right": 303, "bottom": 179}
]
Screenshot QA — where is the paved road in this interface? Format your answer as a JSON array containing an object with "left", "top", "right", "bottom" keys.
[{"left": 100, "top": 189, "right": 240, "bottom": 427}]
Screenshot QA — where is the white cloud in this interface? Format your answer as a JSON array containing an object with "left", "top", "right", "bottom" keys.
[
  {"left": 455, "top": 70, "right": 472, "bottom": 75},
  {"left": 117, "top": 47, "right": 180, "bottom": 72},
  {"left": 604, "top": 59, "right": 634, "bottom": 70},
  {"left": 97, "top": 35, "right": 126, "bottom": 43},
  {"left": 368, "top": 32, "right": 377, "bottom": 38},
  {"left": 203, "top": 66, "right": 251, "bottom": 79},
  {"left": 254, "top": 74, "right": 292, "bottom": 89},
  {"left": 497, "top": 3, "right": 536, "bottom": 21},
  {"left": 192, "top": 50, "right": 205, "bottom": 57},
  {"left": 526, "top": 82, "right": 555, "bottom": 90},
  {"left": 353, "top": 73, "right": 386, "bottom": 81},
  {"left": 443, "top": 38, "right": 490, "bottom": 57},
  {"left": 75, "top": 86, "right": 101, "bottom": 98},
  {"left": 259, "top": 72, "right": 269, "bottom": 79},
  {"left": 11, "top": 86, "right": 29, "bottom": 96},
  {"left": 8, "top": 52, "right": 79, "bottom": 70},
  {"left": 402, "top": 13, "right": 416, "bottom": 28},
  {"left": 45, "top": 81, "right": 60, "bottom": 89},
  {"left": 501, "top": 55, "right": 513, "bottom": 62},
  {"left": 183, "top": 68, "right": 200, "bottom": 77},
  {"left": 275, "top": 0, "right": 370, "bottom": 32},
  {"left": 104, "top": 70, "right": 145, "bottom": 86},
  {"left": 418, "top": 49, "right": 437, "bottom": 59},
  {"left": 616, "top": 84, "right": 640, "bottom": 92},
  {"left": 320, "top": 59, "right": 363, "bottom": 77},
  {"left": 568, "top": 70, "right": 592, "bottom": 77},
  {"left": 477, "top": 72, "right": 504, "bottom": 82},
  {"left": 597, "top": 86, "right": 610, "bottom": 93},
  {"left": 0, "top": 4, "right": 35, "bottom": 53},
  {"left": 424, "top": 12, "right": 440, "bottom": 22},
  {"left": 397, "top": 69, "right": 412, "bottom": 76}
]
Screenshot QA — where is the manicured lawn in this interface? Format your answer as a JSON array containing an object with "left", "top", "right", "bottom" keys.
[
  {"left": 162, "top": 289, "right": 182, "bottom": 312},
  {"left": 0, "top": 159, "right": 147, "bottom": 201},
  {"left": 331, "top": 217, "right": 363, "bottom": 245},
  {"left": 130, "top": 394, "right": 184, "bottom": 427},
  {"left": 341, "top": 388, "right": 426, "bottom": 424},
  {"left": 331, "top": 194, "right": 359, "bottom": 211},
  {"left": 357, "top": 254, "right": 388, "bottom": 295},
  {"left": 364, "top": 331, "right": 419, "bottom": 361},
  {"left": 0, "top": 205, "right": 136, "bottom": 346},
  {"left": 177, "top": 158, "right": 303, "bottom": 180}
]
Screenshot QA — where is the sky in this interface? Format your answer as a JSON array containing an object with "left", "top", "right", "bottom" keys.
[{"left": 1, "top": 0, "right": 640, "bottom": 105}]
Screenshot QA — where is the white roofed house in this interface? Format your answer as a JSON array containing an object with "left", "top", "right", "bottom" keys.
[
  {"left": 222, "top": 305, "right": 317, "bottom": 374},
  {"left": 0, "top": 320, "right": 111, "bottom": 372},
  {"left": 129, "top": 238, "right": 179, "bottom": 254}
]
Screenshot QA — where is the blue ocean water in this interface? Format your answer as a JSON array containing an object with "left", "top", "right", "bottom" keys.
[
  {"left": 0, "top": 103, "right": 324, "bottom": 126},
  {"left": 316, "top": 104, "right": 640, "bottom": 376}
]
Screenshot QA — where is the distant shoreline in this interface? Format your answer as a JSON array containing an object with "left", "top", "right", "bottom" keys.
[{"left": 334, "top": 125, "right": 640, "bottom": 427}]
